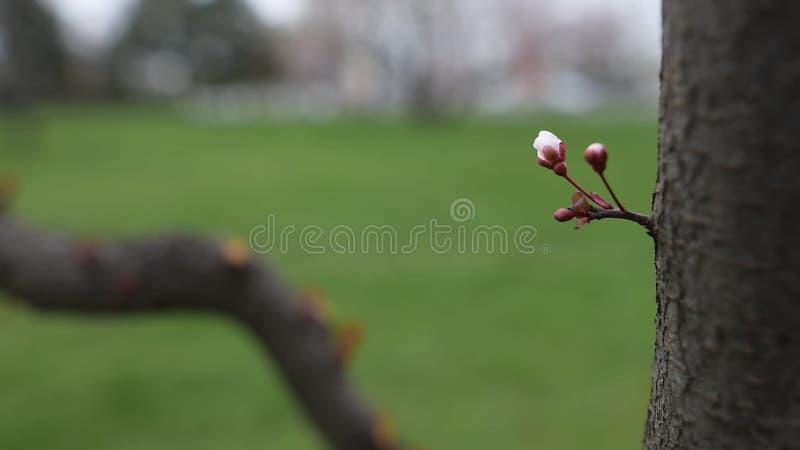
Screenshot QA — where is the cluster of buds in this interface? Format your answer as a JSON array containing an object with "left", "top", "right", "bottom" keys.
[
  {"left": 553, "top": 192, "right": 592, "bottom": 228},
  {"left": 532, "top": 130, "right": 628, "bottom": 229}
]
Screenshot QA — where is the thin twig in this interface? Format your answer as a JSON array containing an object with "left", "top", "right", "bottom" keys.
[
  {"left": 599, "top": 173, "right": 626, "bottom": 212},
  {"left": 588, "top": 207, "right": 654, "bottom": 236},
  {"left": 563, "top": 174, "right": 606, "bottom": 208}
]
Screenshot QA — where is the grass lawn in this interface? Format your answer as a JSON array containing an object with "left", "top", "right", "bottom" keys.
[{"left": 0, "top": 105, "right": 657, "bottom": 450}]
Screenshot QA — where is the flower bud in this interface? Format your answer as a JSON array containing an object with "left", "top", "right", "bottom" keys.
[
  {"left": 533, "top": 130, "right": 566, "bottom": 170},
  {"left": 584, "top": 143, "right": 607, "bottom": 173},
  {"left": 553, "top": 162, "right": 568, "bottom": 176},
  {"left": 570, "top": 192, "right": 592, "bottom": 216},
  {"left": 553, "top": 208, "right": 575, "bottom": 222},
  {"left": 589, "top": 192, "right": 613, "bottom": 209}
]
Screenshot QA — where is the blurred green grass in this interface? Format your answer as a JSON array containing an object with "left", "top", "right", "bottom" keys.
[{"left": 0, "top": 105, "right": 657, "bottom": 450}]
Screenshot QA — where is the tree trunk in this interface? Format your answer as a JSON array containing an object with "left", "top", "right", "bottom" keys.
[{"left": 647, "top": 1, "right": 800, "bottom": 448}]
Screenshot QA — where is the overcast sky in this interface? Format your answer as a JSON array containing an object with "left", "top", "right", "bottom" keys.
[
  {"left": 42, "top": 0, "right": 309, "bottom": 49},
  {"left": 41, "top": 0, "right": 660, "bottom": 57}
]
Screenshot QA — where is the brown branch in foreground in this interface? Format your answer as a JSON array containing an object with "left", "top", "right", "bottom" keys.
[
  {"left": 588, "top": 207, "right": 654, "bottom": 236},
  {"left": 0, "top": 213, "right": 388, "bottom": 450}
]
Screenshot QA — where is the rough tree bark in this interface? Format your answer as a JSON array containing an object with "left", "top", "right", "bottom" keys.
[{"left": 647, "top": 1, "right": 800, "bottom": 449}]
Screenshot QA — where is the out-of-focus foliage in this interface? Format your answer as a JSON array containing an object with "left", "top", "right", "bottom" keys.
[
  {"left": 0, "top": 0, "right": 69, "bottom": 102},
  {"left": 110, "top": 0, "right": 280, "bottom": 97}
]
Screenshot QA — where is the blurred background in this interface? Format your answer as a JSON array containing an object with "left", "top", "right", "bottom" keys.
[{"left": 0, "top": 0, "right": 659, "bottom": 449}]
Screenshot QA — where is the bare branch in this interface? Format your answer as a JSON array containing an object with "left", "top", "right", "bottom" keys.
[
  {"left": 0, "top": 213, "right": 387, "bottom": 450},
  {"left": 588, "top": 207, "right": 654, "bottom": 235}
]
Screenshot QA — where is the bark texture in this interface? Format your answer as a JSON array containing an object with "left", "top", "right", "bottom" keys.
[
  {"left": 0, "top": 213, "right": 384, "bottom": 450},
  {"left": 647, "top": 1, "right": 800, "bottom": 448}
]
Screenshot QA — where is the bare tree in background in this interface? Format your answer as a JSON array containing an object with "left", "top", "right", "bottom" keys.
[
  {"left": 0, "top": 0, "right": 68, "bottom": 102},
  {"left": 300, "top": 0, "right": 529, "bottom": 116},
  {"left": 110, "top": 0, "right": 280, "bottom": 97},
  {"left": 0, "top": 0, "right": 67, "bottom": 159}
]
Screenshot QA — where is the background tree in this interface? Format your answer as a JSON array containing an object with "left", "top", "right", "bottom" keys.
[
  {"left": 0, "top": 0, "right": 69, "bottom": 102},
  {"left": 0, "top": 0, "right": 67, "bottom": 163},
  {"left": 646, "top": 1, "right": 800, "bottom": 448},
  {"left": 110, "top": 0, "right": 280, "bottom": 97}
]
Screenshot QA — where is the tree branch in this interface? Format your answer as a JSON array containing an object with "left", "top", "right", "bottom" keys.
[
  {"left": 0, "top": 213, "right": 387, "bottom": 450},
  {"left": 588, "top": 207, "right": 654, "bottom": 235}
]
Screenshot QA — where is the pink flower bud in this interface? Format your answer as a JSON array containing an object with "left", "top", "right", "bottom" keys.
[
  {"left": 589, "top": 192, "right": 613, "bottom": 209},
  {"left": 570, "top": 192, "right": 592, "bottom": 216},
  {"left": 584, "top": 143, "right": 607, "bottom": 173},
  {"left": 533, "top": 130, "right": 565, "bottom": 162},
  {"left": 554, "top": 208, "right": 575, "bottom": 222},
  {"left": 532, "top": 131, "right": 570, "bottom": 176}
]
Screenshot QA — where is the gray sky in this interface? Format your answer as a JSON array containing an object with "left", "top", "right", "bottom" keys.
[
  {"left": 42, "top": 0, "right": 309, "bottom": 49},
  {"left": 41, "top": 0, "right": 660, "bottom": 58}
]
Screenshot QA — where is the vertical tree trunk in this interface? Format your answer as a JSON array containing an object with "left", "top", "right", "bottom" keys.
[{"left": 647, "top": 1, "right": 800, "bottom": 448}]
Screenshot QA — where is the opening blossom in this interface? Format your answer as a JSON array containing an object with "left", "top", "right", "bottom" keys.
[{"left": 533, "top": 130, "right": 567, "bottom": 175}]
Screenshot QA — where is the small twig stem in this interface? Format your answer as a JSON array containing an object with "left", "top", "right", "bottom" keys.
[
  {"left": 599, "top": 173, "right": 626, "bottom": 212},
  {"left": 562, "top": 174, "right": 606, "bottom": 208},
  {"left": 588, "top": 207, "right": 653, "bottom": 235}
]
